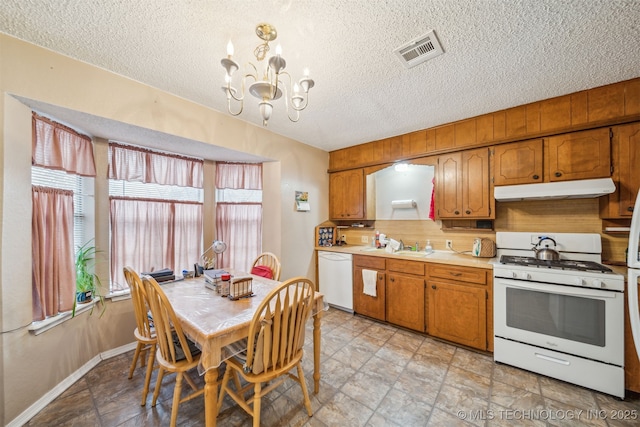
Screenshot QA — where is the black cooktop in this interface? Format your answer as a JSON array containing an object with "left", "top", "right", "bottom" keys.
[{"left": 499, "top": 255, "right": 613, "bottom": 273}]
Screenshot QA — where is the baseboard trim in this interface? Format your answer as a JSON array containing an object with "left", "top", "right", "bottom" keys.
[{"left": 7, "top": 341, "right": 137, "bottom": 427}]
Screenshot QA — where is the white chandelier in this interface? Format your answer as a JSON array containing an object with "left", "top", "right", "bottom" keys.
[{"left": 220, "top": 23, "right": 315, "bottom": 126}]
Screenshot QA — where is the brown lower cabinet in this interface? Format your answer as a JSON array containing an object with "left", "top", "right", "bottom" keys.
[
  {"left": 427, "top": 264, "right": 490, "bottom": 351},
  {"left": 386, "top": 259, "right": 426, "bottom": 332},
  {"left": 353, "top": 254, "right": 491, "bottom": 351},
  {"left": 352, "top": 255, "right": 386, "bottom": 321}
]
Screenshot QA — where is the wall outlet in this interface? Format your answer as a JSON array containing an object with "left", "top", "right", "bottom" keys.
[
  {"left": 361, "top": 236, "right": 369, "bottom": 243},
  {"left": 446, "top": 239, "right": 453, "bottom": 250}
]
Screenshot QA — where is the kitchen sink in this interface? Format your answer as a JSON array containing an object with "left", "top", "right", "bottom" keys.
[
  {"left": 359, "top": 247, "right": 380, "bottom": 252},
  {"left": 393, "top": 250, "right": 430, "bottom": 258}
]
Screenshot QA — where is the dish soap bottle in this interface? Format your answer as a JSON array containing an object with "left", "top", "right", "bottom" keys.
[{"left": 425, "top": 240, "right": 433, "bottom": 254}]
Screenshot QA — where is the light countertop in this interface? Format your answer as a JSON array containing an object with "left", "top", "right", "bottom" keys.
[{"left": 316, "top": 245, "right": 496, "bottom": 270}]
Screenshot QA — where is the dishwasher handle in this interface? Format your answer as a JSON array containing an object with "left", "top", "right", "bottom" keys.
[{"left": 318, "top": 252, "right": 353, "bottom": 261}]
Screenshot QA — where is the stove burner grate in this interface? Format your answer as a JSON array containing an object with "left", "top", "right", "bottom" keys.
[{"left": 499, "top": 255, "right": 613, "bottom": 273}]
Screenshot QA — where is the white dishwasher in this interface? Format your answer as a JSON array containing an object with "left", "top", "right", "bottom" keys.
[{"left": 318, "top": 251, "right": 353, "bottom": 312}]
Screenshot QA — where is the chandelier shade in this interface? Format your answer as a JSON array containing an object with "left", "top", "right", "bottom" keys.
[{"left": 221, "top": 23, "right": 314, "bottom": 126}]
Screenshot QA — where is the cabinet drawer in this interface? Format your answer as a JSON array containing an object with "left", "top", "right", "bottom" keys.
[
  {"left": 353, "top": 255, "right": 386, "bottom": 270},
  {"left": 429, "top": 264, "right": 487, "bottom": 285},
  {"left": 387, "top": 259, "right": 426, "bottom": 276}
]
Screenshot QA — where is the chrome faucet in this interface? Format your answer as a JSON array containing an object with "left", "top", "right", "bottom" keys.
[{"left": 398, "top": 240, "right": 404, "bottom": 251}]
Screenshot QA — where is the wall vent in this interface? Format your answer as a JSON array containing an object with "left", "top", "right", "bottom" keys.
[{"left": 394, "top": 29, "right": 444, "bottom": 69}]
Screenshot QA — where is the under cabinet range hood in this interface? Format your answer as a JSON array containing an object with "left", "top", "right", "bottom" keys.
[{"left": 494, "top": 178, "right": 616, "bottom": 202}]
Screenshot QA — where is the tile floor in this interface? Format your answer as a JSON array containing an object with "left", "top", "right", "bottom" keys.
[{"left": 26, "top": 308, "right": 640, "bottom": 426}]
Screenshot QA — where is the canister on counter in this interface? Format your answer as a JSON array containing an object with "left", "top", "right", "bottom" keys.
[{"left": 220, "top": 273, "right": 231, "bottom": 297}]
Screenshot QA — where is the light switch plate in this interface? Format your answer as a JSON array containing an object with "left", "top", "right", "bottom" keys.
[{"left": 361, "top": 236, "right": 369, "bottom": 243}]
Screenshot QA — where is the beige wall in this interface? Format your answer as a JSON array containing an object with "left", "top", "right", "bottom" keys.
[{"left": 0, "top": 34, "right": 329, "bottom": 424}]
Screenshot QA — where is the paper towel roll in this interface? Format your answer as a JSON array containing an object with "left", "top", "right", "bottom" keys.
[{"left": 391, "top": 199, "right": 417, "bottom": 209}]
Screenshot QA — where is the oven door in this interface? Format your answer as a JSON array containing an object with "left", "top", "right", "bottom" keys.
[{"left": 494, "top": 278, "right": 624, "bottom": 366}]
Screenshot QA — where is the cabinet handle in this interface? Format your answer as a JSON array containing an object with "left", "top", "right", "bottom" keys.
[
  {"left": 628, "top": 206, "right": 634, "bottom": 212},
  {"left": 450, "top": 272, "right": 462, "bottom": 276},
  {"left": 532, "top": 174, "right": 539, "bottom": 180},
  {"left": 378, "top": 275, "right": 383, "bottom": 281},
  {"left": 390, "top": 277, "right": 395, "bottom": 282},
  {"left": 554, "top": 171, "right": 562, "bottom": 177},
  {"left": 454, "top": 210, "right": 460, "bottom": 215},
  {"left": 465, "top": 210, "right": 471, "bottom": 215},
  {"left": 431, "top": 285, "right": 436, "bottom": 289}
]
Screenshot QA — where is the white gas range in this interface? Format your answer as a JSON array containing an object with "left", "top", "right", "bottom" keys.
[{"left": 493, "top": 232, "right": 625, "bottom": 399}]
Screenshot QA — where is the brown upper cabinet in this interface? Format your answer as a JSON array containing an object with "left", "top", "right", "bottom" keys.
[
  {"left": 545, "top": 128, "right": 611, "bottom": 182},
  {"left": 328, "top": 78, "right": 639, "bottom": 173},
  {"left": 600, "top": 122, "right": 640, "bottom": 219},
  {"left": 329, "top": 169, "right": 365, "bottom": 220},
  {"left": 493, "top": 128, "right": 612, "bottom": 186},
  {"left": 437, "top": 148, "right": 493, "bottom": 219},
  {"left": 493, "top": 139, "right": 544, "bottom": 186}
]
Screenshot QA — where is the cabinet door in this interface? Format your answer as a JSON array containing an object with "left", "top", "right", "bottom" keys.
[
  {"left": 546, "top": 128, "right": 611, "bottom": 182},
  {"left": 353, "top": 267, "right": 386, "bottom": 321},
  {"left": 617, "top": 122, "right": 640, "bottom": 217},
  {"left": 386, "top": 273, "right": 425, "bottom": 332},
  {"left": 428, "top": 280, "right": 487, "bottom": 350},
  {"left": 493, "top": 139, "right": 544, "bottom": 186},
  {"left": 436, "top": 152, "right": 463, "bottom": 218},
  {"left": 462, "top": 148, "right": 492, "bottom": 218},
  {"left": 329, "top": 169, "right": 364, "bottom": 220}
]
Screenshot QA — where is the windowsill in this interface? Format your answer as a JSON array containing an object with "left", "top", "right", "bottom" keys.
[
  {"left": 28, "top": 301, "right": 98, "bottom": 335},
  {"left": 107, "top": 289, "right": 131, "bottom": 301},
  {"left": 28, "top": 289, "right": 131, "bottom": 335}
]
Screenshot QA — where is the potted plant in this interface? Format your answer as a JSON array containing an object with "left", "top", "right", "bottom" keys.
[{"left": 73, "top": 239, "right": 105, "bottom": 317}]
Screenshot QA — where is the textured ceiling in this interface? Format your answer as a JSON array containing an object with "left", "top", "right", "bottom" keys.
[{"left": 1, "top": 0, "right": 639, "bottom": 158}]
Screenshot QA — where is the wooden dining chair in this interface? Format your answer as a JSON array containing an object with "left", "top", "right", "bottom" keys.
[
  {"left": 216, "top": 277, "right": 315, "bottom": 427},
  {"left": 142, "top": 275, "right": 204, "bottom": 427},
  {"left": 124, "top": 267, "right": 157, "bottom": 406},
  {"left": 250, "top": 252, "right": 281, "bottom": 281}
]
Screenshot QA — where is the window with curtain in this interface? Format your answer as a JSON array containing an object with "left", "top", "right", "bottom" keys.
[
  {"left": 31, "top": 113, "right": 97, "bottom": 321},
  {"left": 109, "top": 143, "right": 204, "bottom": 291},
  {"left": 215, "top": 163, "right": 263, "bottom": 271}
]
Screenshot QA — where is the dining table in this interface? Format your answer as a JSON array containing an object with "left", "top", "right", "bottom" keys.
[{"left": 160, "top": 271, "right": 325, "bottom": 427}]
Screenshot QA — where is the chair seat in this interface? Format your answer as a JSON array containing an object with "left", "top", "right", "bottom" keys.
[{"left": 134, "top": 327, "right": 156, "bottom": 344}]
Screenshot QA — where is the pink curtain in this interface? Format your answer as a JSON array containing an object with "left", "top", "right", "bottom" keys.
[
  {"left": 215, "top": 163, "right": 263, "bottom": 271},
  {"left": 32, "top": 186, "right": 76, "bottom": 320},
  {"left": 215, "top": 203, "right": 262, "bottom": 271},
  {"left": 215, "top": 162, "right": 263, "bottom": 190},
  {"left": 110, "top": 198, "right": 202, "bottom": 290},
  {"left": 108, "top": 142, "right": 203, "bottom": 188},
  {"left": 32, "top": 113, "right": 96, "bottom": 177}
]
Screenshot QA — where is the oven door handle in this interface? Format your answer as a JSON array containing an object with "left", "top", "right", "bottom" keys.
[{"left": 498, "top": 280, "right": 618, "bottom": 299}]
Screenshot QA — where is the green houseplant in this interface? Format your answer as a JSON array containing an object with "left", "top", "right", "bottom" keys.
[{"left": 73, "top": 239, "right": 105, "bottom": 317}]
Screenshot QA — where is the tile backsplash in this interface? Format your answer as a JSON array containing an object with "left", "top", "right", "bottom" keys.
[{"left": 338, "top": 198, "right": 628, "bottom": 263}]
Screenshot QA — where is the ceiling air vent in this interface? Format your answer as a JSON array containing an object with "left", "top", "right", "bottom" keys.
[{"left": 394, "top": 29, "right": 444, "bottom": 69}]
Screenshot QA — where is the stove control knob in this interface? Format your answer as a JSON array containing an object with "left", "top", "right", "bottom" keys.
[
  {"left": 576, "top": 278, "right": 586, "bottom": 286},
  {"left": 591, "top": 279, "right": 604, "bottom": 288},
  {"left": 523, "top": 273, "right": 532, "bottom": 280},
  {"left": 511, "top": 271, "right": 517, "bottom": 279}
]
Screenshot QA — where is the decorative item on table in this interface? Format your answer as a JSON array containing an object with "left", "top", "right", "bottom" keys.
[
  {"left": 229, "top": 275, "right": 254, "bottom": 300},
  {"left": 198, "top": 239, "right": 227, "bottom": 272}
]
